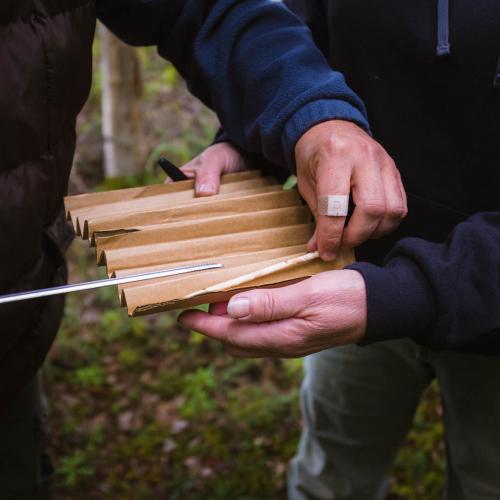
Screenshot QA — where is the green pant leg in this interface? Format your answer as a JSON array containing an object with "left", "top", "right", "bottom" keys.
[
  {"left": 0, "top": 372, "right": 53, "bottom": 500},
  {"left": 431, "top": 351, "right": 500, "bottom": 500},
  {"left": 288, "top": 339, "right": 432, "bottom": 500}
]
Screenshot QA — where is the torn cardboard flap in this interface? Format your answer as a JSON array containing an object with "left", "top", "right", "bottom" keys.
[
  {"left": 125, "top": 248, "right": 354, "bottom": 315},
  {"left": 115, "top": 244, "right": 312, "bottom": 307},
  {"left": 66, "top": 171, "right": 354, "bottom": 316}
]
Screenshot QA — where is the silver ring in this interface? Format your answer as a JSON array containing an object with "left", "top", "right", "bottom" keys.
[{"left": 317, "top": 195, "right": 349, "bottom": 217}]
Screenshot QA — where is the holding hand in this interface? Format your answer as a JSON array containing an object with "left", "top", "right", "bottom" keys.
[
  {"left": 173, "top": 120, "right": 407, "bottom": 262},
  {"left": 169, "top": 142, "right": 251, "bottom": 196},
  {"left": 178, "top": 270, "right": 366, "bottom": 358},
  {"left": 295, "top": 120, "right": 407, "bottom": 261}
]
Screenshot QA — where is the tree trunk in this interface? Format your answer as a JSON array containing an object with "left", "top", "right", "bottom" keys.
[{"left": 99, "top": 24, "right": 144, "bottom": 177}]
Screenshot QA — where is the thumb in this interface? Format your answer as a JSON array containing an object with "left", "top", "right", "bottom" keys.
[
  {"left": 194, "top": 160, "right": 224, "bottom": 197},
  {"left": 227, "top": 286, "right": 304, "bottom": 323}
]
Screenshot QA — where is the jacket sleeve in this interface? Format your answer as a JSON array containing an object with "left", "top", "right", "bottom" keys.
[
  {"left": 348, "top": 212, "right": 500, "bottom": 354},
  {"left": 96, "top": 0, "right": 369, "bottom": 170},
  {"left": 284, "top": 0, "right": 329, "bottom": 55}
]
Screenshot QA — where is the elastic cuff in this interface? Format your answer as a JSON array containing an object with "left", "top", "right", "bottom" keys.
[
  {"left": 347, "top": 260, "right": 437, "bottom": 346},
  {"left": 281, "top": 99, "right": 370, "bottom": 172}
]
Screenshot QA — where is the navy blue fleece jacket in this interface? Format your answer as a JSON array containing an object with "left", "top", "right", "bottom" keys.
[
  {"left": 98, "top": 0, "right": 500, "bottom": 354},
  {"left": 349, "top": 213, "right": 500, "bottom": 353},
  {"left": 288, "top": 0, "right": 500, "bottom": 354},
  {"left": 97, "top": 0, "right": 369, "bottom": 170}
]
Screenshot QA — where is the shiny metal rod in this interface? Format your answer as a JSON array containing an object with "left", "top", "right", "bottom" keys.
[{"left": 0, "top": 263, "right": 224, "bottom": 305}]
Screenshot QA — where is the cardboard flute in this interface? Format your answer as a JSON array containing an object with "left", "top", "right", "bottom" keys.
[{"left": 65, "top": 171, "right": 354, "bottom": 316}]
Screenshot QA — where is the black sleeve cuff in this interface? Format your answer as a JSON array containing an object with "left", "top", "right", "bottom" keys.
[
  {"left": 347, "top": 260, "right": 437, "bottom": 347},
  {"left": 212, "top": 128, "right": 230, "bottom": 145}
]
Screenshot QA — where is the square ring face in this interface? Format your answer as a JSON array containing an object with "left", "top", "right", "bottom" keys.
[{"left": 318, "top": 195, "right": 349, "bottom": 216}]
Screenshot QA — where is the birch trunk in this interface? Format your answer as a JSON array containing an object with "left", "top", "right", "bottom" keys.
[{"left": 99, "top": 24, "right": 144, "bottom": 177}]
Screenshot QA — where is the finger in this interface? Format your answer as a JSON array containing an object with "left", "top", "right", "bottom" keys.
[
  {"left": 307, "top": 230, "right": 318, "bottom": 252},
  {"left": 177, "top": 157, "right": 198, "bottom": 178},
  {"left": 342, "top": 163, "right": 385, "bottom": 248},
  {"left": 163, "top": 159, "right": 196, "bottom": 184},
  {"left": 178, "top": 309, "right": 287, "bottom": 348},
  {"left": 297, "top": 174, "right": 318, "bottom": 217},
  {"left": 178, "top": 165, "right": 196, "bottom": 178},
  {"left": 178, "top": 310, "right": 233, "bottom": 341},
  {"left": 178, "top": 309, "right": 309, "bottom": 358},
  {"left": 226, "top": 283, "right": 307, "bottom": 323},
  {"left": 190, "top": 152, "right": 224, "bottom": 197},
  {"left": 371, "top": 164, "right": 408, "bottom": 238},
  {"left": 314, "top": 157, "right": 351, "bottom": 261}
]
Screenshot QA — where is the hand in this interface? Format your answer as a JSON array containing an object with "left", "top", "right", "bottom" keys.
[
  {"left": 168, "top": 142, "right": 251, "bottom": 196},
  {"left": 295, "top": 120, "right": 407, "bottom": 261},
  {"left": 178, "top": 270, "right": 366, "bottom": 358}
]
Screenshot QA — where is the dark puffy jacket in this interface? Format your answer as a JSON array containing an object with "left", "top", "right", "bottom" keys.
[
  {"left": 0, "top": 0, "right": 95, "bottom": 406},
  {"left": 1, "top": 0, "right": 369, "bottom": 406}
]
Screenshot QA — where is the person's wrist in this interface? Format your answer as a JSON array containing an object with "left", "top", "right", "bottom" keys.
[
  {"left": 282, "top": 99, "right": 371, "bottom": 171},
  {"left": 341, "top": 269, "right": 367, "bottom": 342},
  {"left": 306, "top": 269, "right": 367, "bottom": 345}
]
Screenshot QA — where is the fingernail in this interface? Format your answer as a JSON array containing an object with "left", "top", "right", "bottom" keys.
[
  {"left": 321, "top": 251, "right": 337, "bottom": 262},
  {"left": 197, "top": 183, "right": 216, "bottom": 195},
  {"left": 227, "top": 297, "right": 250, "bottom": 319}
]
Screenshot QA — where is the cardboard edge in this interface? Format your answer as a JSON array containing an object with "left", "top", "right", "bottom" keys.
[{"left": 128, "top": 277, "right": 307, "bottom": 316}]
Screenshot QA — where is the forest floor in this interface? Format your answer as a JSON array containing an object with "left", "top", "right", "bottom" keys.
[{"left": 46, "top": 45, "right": 446, "bottom": 499}]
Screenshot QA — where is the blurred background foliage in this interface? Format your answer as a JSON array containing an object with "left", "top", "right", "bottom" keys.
[{"left": 47, "top": 32, "right": 446, "bottom": 499}]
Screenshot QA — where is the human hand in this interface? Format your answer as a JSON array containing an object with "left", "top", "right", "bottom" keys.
[
  {"left": 295, "top": 120, "right": 407, "bottom": 261},
  {"left": 168, "top": 142, "right": 251, "bottom": 196},
  {"left": 178, "top": 270, "right": 366, "bottom": 358}
]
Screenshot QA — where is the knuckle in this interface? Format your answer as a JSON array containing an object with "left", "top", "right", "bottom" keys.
[
  {"left": 323, "top": 136, "right": 350, "bottom": 157},
  {"left": 389, "top": 205, "right": 408, "bottom": 220},
  {"left": 343, "top": 233, "right": 365, "bottom": 247},
  {"left": 362, "top": 141, "right": 381, "bottom": 159},
  {"left": 384, "top": 197, "right": 408, "bottom": 220},
  {"left": 319, "top": 233, "right": 342, "bottom": 249},
  {"left": 356, "top": 199, "right": 386, "bottom": 217},
  {"left": 304, "top": 283, "right": 324, "bottom": 307},
  {"left": 256, "top": 293, "right": 277, "bottom": 320},
  {"left": 357, "top": 139, "right": 385, "bottom": 163}
]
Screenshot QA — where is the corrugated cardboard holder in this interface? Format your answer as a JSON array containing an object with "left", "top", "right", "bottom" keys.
[{"left": 65, "top": 171, "right": 354, "bottom": 316}]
